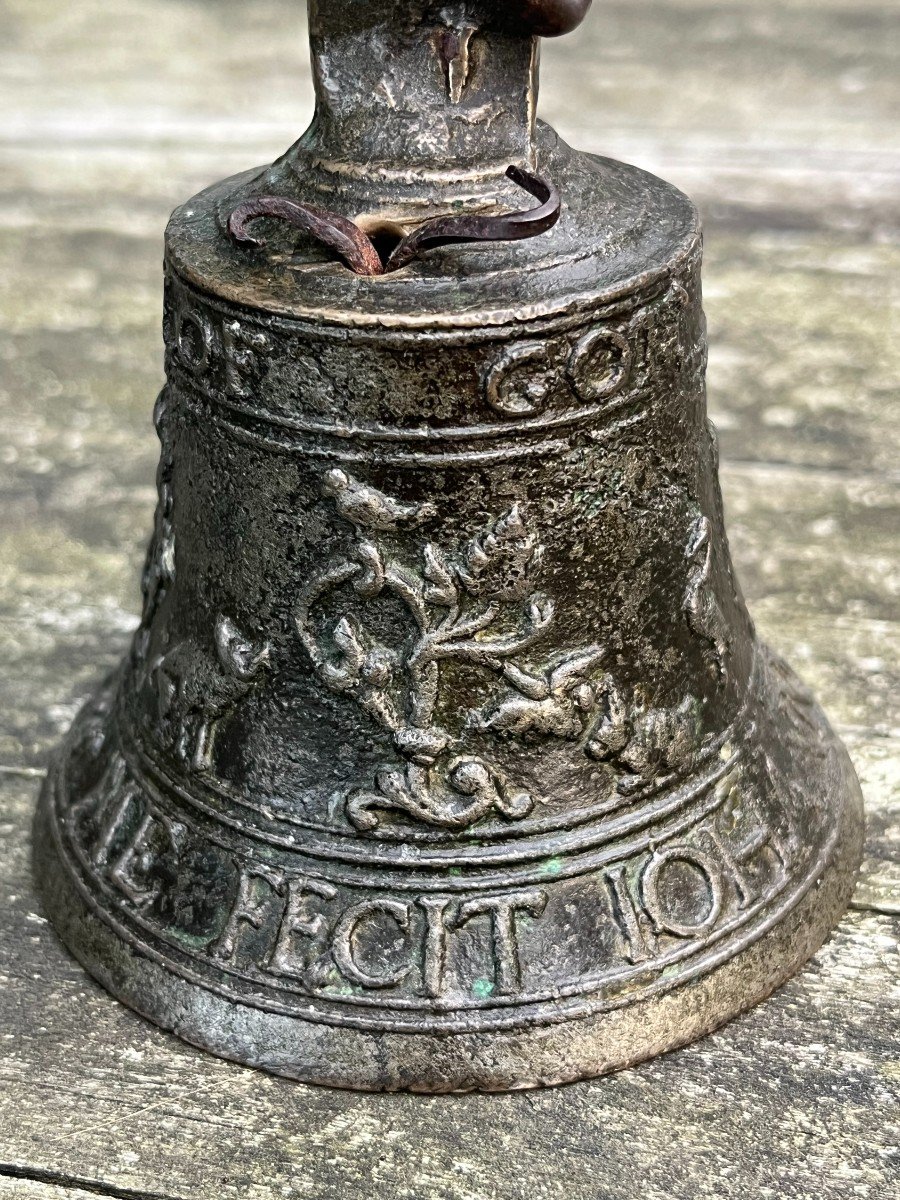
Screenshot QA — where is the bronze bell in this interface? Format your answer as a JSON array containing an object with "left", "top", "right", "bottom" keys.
[{"left": 34, "top": 0, "right": 863, "bottom": 1093}]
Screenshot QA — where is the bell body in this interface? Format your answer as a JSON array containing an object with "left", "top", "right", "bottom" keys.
[{"left": 34, "top": 3, "right": 862, "bottom": 1092}]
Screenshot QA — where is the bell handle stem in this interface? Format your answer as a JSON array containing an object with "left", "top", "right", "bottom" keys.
[{"left": 300, "top": 1, "right": 591, "bottom": 182}]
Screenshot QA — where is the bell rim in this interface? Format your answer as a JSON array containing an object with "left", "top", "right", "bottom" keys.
[{"left": 32, "top": 729, "right": 863, "bottom": 1093}]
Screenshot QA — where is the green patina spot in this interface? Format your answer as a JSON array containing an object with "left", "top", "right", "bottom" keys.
[
  {"left": 168, "top": 929, "right": 214, "bottom": 950},
  {"left": 540, "top": 856, "right": 563, "bottom": 876},
  {"left": 472, "top": 977, "right": 495, "bottom": 1000}
]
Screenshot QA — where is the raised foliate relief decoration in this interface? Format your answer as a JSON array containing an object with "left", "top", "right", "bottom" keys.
[
  {"left": 476, "top": 646, "right": 606, "bottom": 741},
  {"left": 684, "top": 514, "right": 730, "bottom": 681},
  {"left": 298, "top": 470, "right": 606, "bottom": 832},
  {"left": 151, "top": 615, "right": 271, "bottom": 773},
  {"left": 586, "top": 686, "right": 703, "bottom": 789}
]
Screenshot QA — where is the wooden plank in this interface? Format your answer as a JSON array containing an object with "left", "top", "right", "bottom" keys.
[{"left": 544, "top": 2, "right": 899, "bottom": 216}]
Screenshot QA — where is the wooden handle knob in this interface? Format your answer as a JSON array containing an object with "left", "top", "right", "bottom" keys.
[{"left": 509, "top": 0, "right": 593, "bottom": 37}]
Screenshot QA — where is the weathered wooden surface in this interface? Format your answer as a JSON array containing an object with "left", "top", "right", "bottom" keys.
[{"left": 0, "top": 0, "right": 897, "bottom": 1196}]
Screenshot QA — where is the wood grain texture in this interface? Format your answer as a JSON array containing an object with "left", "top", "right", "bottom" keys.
[{"left": 0, "top": 0, "right": 897, "bottom": 1196}]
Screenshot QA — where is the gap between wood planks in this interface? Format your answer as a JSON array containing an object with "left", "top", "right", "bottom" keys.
[{"left": 0, "top": 1163, "right": 185, "bottom": 1200}]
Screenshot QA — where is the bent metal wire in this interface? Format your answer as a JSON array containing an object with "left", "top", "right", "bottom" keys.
[
  {"left": 34, "top": 0, "right": 863, "bottom": 1093},
  {"left": 228, "top": 166, "right": 562, "bottom": 275}
]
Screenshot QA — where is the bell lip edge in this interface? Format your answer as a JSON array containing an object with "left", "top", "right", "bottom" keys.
[{"left": 29, "top": 755, "right": 864, "bottom": 1095}]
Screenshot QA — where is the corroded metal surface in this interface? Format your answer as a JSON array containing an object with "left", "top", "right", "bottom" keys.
[{"left": 33, "top": 0, "right": 864, "bottom": 1093}]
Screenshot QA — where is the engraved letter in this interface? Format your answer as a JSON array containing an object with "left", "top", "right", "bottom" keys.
[
  {"left": 706, "top": 792, "right": 793, "bottom": 909},
  {"left": 212, "top": 863, "right": 283, "bottom": 963},
  {"left": 567, "top": 326, "right": 632, "bottom": 403},
  {"left": 223, "top": 320, "right": 272, "bottom": 399},
  {"left": 175, "top": 310, "right": 212, "bottom": 377},
  {"left": 91, "top": 789, "right": 138, "bottom": 867},
  {"left": 641, "top": 846, "right": 724, "bottom": 939},
  {"left": 453, "top": 890, "right": 547, "bottom": 995},
  {"left": 485, "top": 342, "right": 557, "bottom": 417},
  {"left": 267, "top": 875, "right": 337, "bottom": 979},
  {"left": 417, "top": 895, "right": 453, "bottom": 999},
  {"left": 332, "top": 899, "right": 413, "bottom": 990},
  {"left": 604, "top": 865, "right": 655, "bottom": 964},
  {"left": 108, "top": 811, "right": 183, "bottom": 908}
]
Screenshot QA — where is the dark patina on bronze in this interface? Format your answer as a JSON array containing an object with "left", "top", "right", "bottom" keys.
[{"left": 34, "top": 0, "right": 864, "bottom": 1093}]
